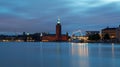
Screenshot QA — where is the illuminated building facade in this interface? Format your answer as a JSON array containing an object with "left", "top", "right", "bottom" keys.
[{"left": 101, "top": 27, "right": 117, "bottom": 39}]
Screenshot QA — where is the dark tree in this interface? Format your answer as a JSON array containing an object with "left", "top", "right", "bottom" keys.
[
  {"left": 103, "top": 33, "right": 110, "bottom": 40},
  {"left": 94, "top": 34, "right": 101, "bottom": 40},
  {"left": 88, "top": 34, "right": 100, "bottom": 40}
]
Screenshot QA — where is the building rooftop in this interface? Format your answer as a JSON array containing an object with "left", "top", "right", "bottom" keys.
[
  {"left": 86, "top": 31, "right": 100, "bottom": 33},
  {"left": 102, "top": 27, "right": 117, "bottom": 31}
]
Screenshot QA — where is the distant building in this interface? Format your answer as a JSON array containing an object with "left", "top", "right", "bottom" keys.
[
  {"left": 86, "top": 31, "right": 100, "bottom": 36},
  {"left": 101, "top": 27, "right": 117, "bottom": 39},
  {"left": 41, "top": 17, "right": 68, "bottom": 42},
  {"left": 116, "top": 25, "right": 120, "bottom": 42}
]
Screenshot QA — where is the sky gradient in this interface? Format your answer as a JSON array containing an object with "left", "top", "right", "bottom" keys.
[{"left": 0, "top": 0, "right": 120, "bottom": 33}]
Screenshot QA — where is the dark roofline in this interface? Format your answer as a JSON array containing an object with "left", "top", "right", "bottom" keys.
[
  {"left": 86, "top": 31, "right": 100, "bottom": 32},
  {"left": 102, "top": 27, "right": 117, "bottom": 31}
]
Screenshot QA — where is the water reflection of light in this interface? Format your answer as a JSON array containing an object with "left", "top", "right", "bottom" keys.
[
  {"left": 71, "top": 43, "right": 89, "bottom": 67},
  {"left": 112, "top": 43, "right": 115, "bottom": 58},
  {"left": 71, "top": 43, "right": 89, "bottom": 57}
]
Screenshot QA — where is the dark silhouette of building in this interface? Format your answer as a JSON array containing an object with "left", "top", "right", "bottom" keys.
[
  {"left": 41, "top": 17, "right": 68, "bottom": 42},
  {"left": 86, "top": 31, "right": 100, "bottom": 36},
  {"left": 116, "top": 25, "right": 120, "bottom": 42}
]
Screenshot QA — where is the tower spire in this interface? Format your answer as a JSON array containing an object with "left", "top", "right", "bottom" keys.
[{"left": 57, "top": 16, "right": 60, "bottom": 24}]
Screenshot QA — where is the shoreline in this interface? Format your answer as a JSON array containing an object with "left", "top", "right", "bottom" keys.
[{"left": 0, "top": 41, "right": 120, "bottom": 44}]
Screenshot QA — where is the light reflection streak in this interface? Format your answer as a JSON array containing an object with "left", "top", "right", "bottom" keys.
[
  {"left": 71, "top": 43, "right": 89, "bottom": 57},
  {"left": 71, "top": 43, "right": 89, "bottom": 67},
  {"left": 112, "top": 43, "right": 115, "bottom": 58}
]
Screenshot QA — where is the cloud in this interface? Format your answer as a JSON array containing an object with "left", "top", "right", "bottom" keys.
[{"left": 0, "top": 0, "right": 120, "bottom": 33}]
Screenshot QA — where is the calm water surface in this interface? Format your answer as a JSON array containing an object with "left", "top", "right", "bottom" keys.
[{"left": 0, "top": 42, "right": 120, "bottom": 67}]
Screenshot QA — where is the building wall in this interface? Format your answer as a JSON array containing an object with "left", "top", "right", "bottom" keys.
[
  {"left": 102, "top": 29, "right": 117, "bottom": 39},
  {"left": 56, "top": 24, "right": 61, "bottom": 40},
  {"left": 41, "top": 35, "right": 68, "bottom": 42},
  {"left": 116, "top": 27, "right": 120, "bottom": 42},
  {"left": 61, "top": 35, "right": 68, "bottom": 41},
  {"left": 41, "top": 36, "right": 56, "bottom": 42}
]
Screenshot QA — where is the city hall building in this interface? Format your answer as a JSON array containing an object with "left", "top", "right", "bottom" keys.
[{"left": 41, "top": 18, "right": 68, "bottom": 42}]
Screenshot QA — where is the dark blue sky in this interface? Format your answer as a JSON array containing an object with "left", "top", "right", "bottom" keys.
[{"left": 0, "top": 0, "right": 120, "bottom": 33}]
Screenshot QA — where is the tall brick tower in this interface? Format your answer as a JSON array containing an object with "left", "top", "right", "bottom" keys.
[{"left": 56, "top": 17, "right": 61, "bottom": 41}]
